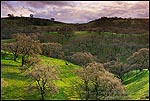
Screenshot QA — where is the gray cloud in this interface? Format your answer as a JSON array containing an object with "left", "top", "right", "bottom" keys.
[
  {"left": 94, "top": 1, "right": 149, "bottom": 18},
  {"left": 21, "top": 6, "right": 35, "bottom": 13},
  {"left": 130, "top": 1, "right": 149, "bottom": 10},
  {"left": 22, "top": 1, "right": 76, "bottom": 8},
  {"left": 1, "top": 1, "right": 149, "bottom": 23},
  {"left": 1, "top": 1, "right": 14, "bottom": 11},
  {"left": 136, "top": 9, "right": 149, "bottom": 18}
]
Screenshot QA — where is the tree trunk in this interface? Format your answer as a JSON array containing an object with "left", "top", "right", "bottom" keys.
[
  {"left": 139, "top": 68, "right": 142, "bottom": 71},
  {"left": 41, "top": 91, "right": 44, "bottom": 100},
  {"left": 37, "top": 80, "right": 45, "bottom": 100},
  {"left": 95, "top": 79, "right": 99, "bottom": 100},
  {"left": 85, "top": 80, "right": 89, "bottom": 100},
  {"left": 14, "top": 54, "right": 17, "bottom": 62},
  {"left": 22, "top": 56, "right": 25, "bottom": 66},
  {"left": 118, "top": 74, "right": 123, "bottom": 82},
  {"left": 41, "top": 80, "right": 46, "bottom": 100}
]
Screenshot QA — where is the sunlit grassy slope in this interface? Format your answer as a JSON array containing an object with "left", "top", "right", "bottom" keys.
[
  {"left": 1, "top": 51, "right": 80, "bottom": 100},
  {"left": 122, "top": 69, "right": 149, "bottom": 100},
  {"left": 1, "top": 50, "right": 149, "bottom": 100}
]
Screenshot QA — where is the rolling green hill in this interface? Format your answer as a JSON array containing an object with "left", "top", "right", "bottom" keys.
[
  {"left": 122, "top": 69, "right": 149, "bottom": 100},
  {"left": 82, "top": 18, "right": 149, "bottom": 35},
  {"left": 1, "top": 17, "right": 72, "bottom": 39},
  {"left": 1, "top": 51, "right": 80, "bottom": 100},
  {"left": 1, "top": 50, "right": 149, "bottom": 100},
  {"left": 1, "top": 17, "right": 149, "bottom": 39}
]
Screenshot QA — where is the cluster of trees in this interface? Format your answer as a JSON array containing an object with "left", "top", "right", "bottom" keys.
[
  {"left": 57, "top": 26, "right": 74, "bottom": 43},
  {"left": 127, "top": 48, "right": 149, "bottom": 71},
  {"left": 7, "top": 14, "right": 34, "bottom": 18},
  {"left": 1, "top": 34, "right": 60, "bottom": 100},
  {"left": 33, "top": 31, "right": 149, "bottom": 83},
  {"left": 73, "top": 62, "right": 125, "bottom": 100},
  {"left": 104, "top": 48, "right": 149, "bottom": 81},
  {"left": 62, "top": 32, "right": 147, "bottom": 63},
  {"left": 7, "top": 13, "right": 55, "bottom": 21},
  {"left": 99, "top": 16, "right": 142, "bottom": 20},
  {"left": 2, "top": 14, "right": 148, "bottom": 39},
  {"left": 82, "top": 17, "right": 149, "bottom": 34},
  {"left": 1, "top": 33, "right": 125, "bottom": 100},
  {"left": 38, "top": 26, "right": 74, "bottom": 43},
  {"left": 2, "top": 33, "right": 41, "bottom": 66},
  {"left": 40, "top": 42, "right": 64, "bottom": 59},
  {"left": 104, "top": 60, "right": 129, "bottom": 81},
  {"left": 68, "top": 52, "right": 96, "bottom": 66},
  {"left": 1, "top": 31, "right": 149, "bottom": 100}
]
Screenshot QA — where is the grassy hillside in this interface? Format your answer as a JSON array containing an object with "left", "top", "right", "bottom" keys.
[
  {"left": 85, "top": 17, "right": 149, "bottom": 34},
  {"left": 1, "top": 17, "right": 72, "bottom": 39},
  {"left": 1, "top": 17, "right": 66, "bottom": 26},
  {"left": 1, "top": 30, "right": 149, "bottom": 100},
  {"left": 62, "top": 31, "right": 148, "bottom": 63},
  {"left": 1, "top": 51, "right": 80, "bottom": 100},
  {"left": 1, "top": 50, "right": 149, "bottom": 100},
  {"left": 1, "top": 17, "right": 149, "bottom": 39},
  {"left": 122, "top": 69, "right": 149, "bottom": 100}
]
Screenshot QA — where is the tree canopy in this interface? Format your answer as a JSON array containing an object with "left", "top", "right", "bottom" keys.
[{"left": 73, "top": 62, "right": 125, "bottom": 100}]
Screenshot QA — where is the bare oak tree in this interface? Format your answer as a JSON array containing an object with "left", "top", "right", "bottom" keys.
[
  {"left": 73, "top": 62, "right": 125, "bottom": 100},
  {"left": 127, "top": 48, "right": 149, "bottom": 71},
  {"left": 13, "top": 33, "right": 42, "bottom": 66},
  {"left": 26, "top": 62, "right": 60, "bottom": 100},
  {"left": 70, "top": 52, "right": 96, "bottom": 66}
]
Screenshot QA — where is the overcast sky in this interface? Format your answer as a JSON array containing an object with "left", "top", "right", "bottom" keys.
[{"left": 1, "top": 1, "right": 149, "bottom": 23}]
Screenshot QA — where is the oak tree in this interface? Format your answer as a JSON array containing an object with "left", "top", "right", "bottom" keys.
[
  {"left": 73, "top": 62, "right": 125, "bottom": 100},
  {"left": 13, "top": 33, "right": 42, "bottom": 66},
  {"left": 26, "top": 62, "right": 60, "bottom": 100},
  {"left": 127, "top": 48, "right": 149, "bottom": 71},
  {"left": 70, "top": 52, "right": 95, "bottom": 66}
]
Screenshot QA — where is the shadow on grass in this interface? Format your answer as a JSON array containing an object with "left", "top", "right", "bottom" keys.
[
  {"left": 123, "top": 70, "right": 149, "bottom": 85},
  {"left": 49, "top": 88, "right": 69, "bottom": 100},
  {"left": 1, "top": 85, "right": 39, "bottom": 100},
  {"left": 1, "top": 54, "right": 13, "bottom": 59},
  {"left": 1, "top": 63, "right": 20, "bottom": 68},
  {"left": 2, "top": 72, "right": 27, "bottom": 81}
]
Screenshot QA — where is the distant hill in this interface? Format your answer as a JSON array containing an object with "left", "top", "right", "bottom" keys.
[
  {"left": 1, "top": 17, "right": 71, "bottom": 39},
  {"left": 1, "top": 17, "right": 149, "bottom": 39},
  {"left": 1, "top": 17, "right": 66, "bottom": 26},
  {"left": 77, "top": 17, "right": 149, "bottom": 34}
]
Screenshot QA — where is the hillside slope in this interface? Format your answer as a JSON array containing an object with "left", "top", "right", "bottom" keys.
[
  {"left": 1, "top": 17, "right": 149, "bottom": 39},
  {"left": 1, "top": 50, "right": 149, "bottom": 100},
  {"left": 83, "top": 18, "right": 149, "bottom": 34},
  {"left": 1, "top": 17, "right": 73, "bottom": 39},
  {"left": 122, "top": 69, "right": 149, "bottom": 100},
  {"left": 1, "top": 51, "right": 80, "bottom": 100}
]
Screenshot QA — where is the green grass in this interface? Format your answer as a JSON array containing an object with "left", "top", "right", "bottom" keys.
[
  {"left": 43, "top": 32, "right": 58, "bottom": 35},
  {"left": 1, "top": 51, "right": 80, "bottom": 100},
  {"left": 74, "top": 31, "right": 96, "bottom": 36},
  {"left": 1, "top": 50, "right": 149, "bottom": 100},
  {"left": 1, "top": 39, "right": 15, "bottom": 44},
  {"left": 122, "top": 69, "right": 149, "bottom": 100}
]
